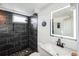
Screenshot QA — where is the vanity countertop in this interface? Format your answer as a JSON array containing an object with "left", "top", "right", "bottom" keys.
[{"left": 39, "top": 42, "right": 74, "bottom": 56}]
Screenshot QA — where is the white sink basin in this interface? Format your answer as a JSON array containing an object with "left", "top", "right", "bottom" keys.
[{"left": 39, "top": 42, "right": 71, "bottom": 56}]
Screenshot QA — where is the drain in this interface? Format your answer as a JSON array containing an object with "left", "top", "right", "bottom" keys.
[{"left": 26, "top": 50, "right": 29, "bottom": 53}]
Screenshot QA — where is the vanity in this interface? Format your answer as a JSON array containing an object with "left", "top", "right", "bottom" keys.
[{"left": 38, "top": 40, "right": 77, "bottom": 56}]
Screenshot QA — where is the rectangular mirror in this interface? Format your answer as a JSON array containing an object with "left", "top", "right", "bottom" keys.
[{"left": 51, "top": 5, "right": 76, "bottom": 40}]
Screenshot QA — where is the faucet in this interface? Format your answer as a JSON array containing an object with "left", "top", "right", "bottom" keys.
[{"left": 56, "top": 38, "right": 64, "bottom": 48}]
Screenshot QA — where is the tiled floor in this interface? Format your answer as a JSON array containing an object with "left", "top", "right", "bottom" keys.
[{"left": 10, "top": 48, "right": 33, "bottom": 56}]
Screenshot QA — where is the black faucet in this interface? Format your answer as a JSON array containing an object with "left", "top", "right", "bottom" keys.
[{"left": 56, "top": 39, "right": 64, "bottom": 48}]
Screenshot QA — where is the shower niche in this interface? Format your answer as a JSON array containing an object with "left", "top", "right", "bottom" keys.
[{"left": 0, "top": 10, "right": 38, "bottom": 56}]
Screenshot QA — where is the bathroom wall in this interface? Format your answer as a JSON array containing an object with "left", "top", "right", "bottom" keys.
[{"left": 38, "top": 3, "right": 77, "bottom": 50}]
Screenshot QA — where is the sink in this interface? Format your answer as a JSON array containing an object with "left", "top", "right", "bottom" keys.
[{"left": 39, "top": 42, "right": 71, "bottom": 56}]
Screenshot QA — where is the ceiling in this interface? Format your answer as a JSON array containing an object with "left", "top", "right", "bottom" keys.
[
  {"left": 0, "top": 3, "right": 75, "bottom": 16},
  {"left": 0, "top": 3, "right": 50, "bottom": 16}
]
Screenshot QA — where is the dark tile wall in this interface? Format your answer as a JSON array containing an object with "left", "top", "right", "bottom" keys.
[
  {"left": 28, "top": 15, "right": 38, "bottom": 52},
  {"left": 0, "top": 10, "right": 38, "bottom": 55}
]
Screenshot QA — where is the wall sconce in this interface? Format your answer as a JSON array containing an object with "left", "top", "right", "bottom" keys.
[
  {"left": 0, "top": 10, "right": 6, "bottom": 25},
  {"left": 0, "top": 15, "right": 6, "bottom": 25}
]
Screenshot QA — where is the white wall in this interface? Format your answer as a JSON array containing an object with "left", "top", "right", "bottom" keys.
[
  {"left": 76, "top": 4, "right": 79, "bottom": 52},
  {"left": 38, "top": 3, "right": 77, "bottom": 50}
]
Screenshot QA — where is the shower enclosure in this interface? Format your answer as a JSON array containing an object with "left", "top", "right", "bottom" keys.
[{"left": 0, "top": 10, "right": 38, "bottom": 56}]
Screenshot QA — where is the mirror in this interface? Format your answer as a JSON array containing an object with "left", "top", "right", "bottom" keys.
[{"left": 51, "top": 6, "right": 76, "bottom": 40}]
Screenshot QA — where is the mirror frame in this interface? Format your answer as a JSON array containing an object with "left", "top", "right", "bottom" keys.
[{"left": 50, "top": 5, "right": 77, "bottom": 40}]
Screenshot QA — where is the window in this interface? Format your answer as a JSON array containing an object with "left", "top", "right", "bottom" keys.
[{"left": 13, "top": 14, "right": 27, "bottom": 23}]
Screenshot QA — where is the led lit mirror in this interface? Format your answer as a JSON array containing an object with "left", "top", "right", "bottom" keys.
[{"left": 51, "top": 6, "right": 76, "bottom": 40}]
